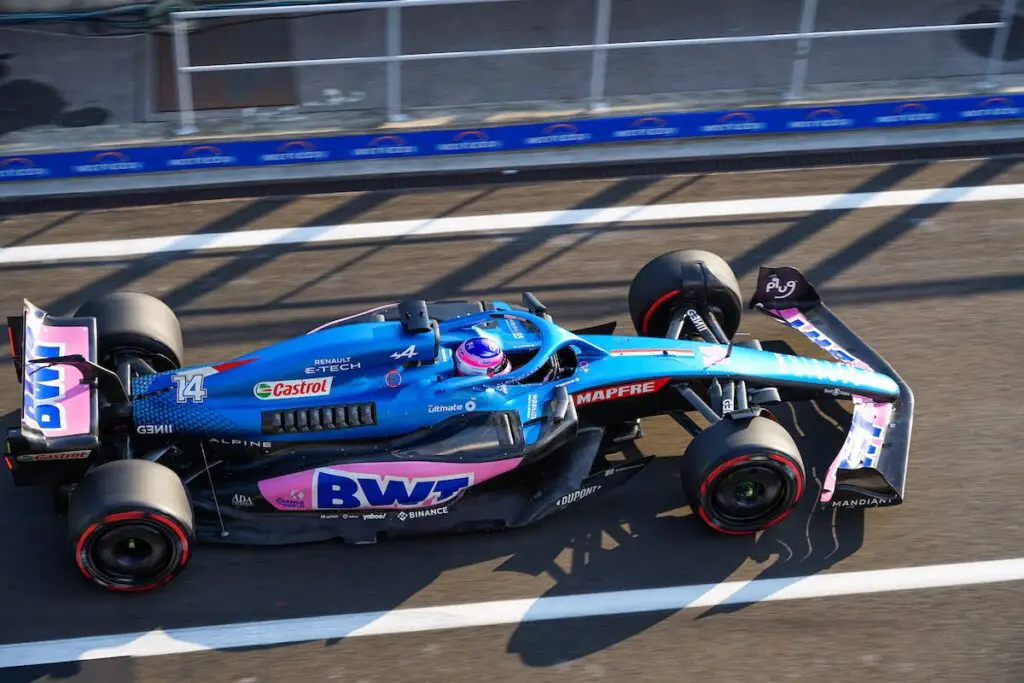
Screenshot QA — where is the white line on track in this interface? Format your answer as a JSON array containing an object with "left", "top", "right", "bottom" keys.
[
  {"left": 3, "top": 182, "right": 1024, "bottom": 265},
  {"left": 1, "top": 557, "right": 1023, "bottom": 668}
]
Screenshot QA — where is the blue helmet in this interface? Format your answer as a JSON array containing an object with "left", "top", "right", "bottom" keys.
[{"left": 454, "top": 337, "right": 510, "bottom": 376}]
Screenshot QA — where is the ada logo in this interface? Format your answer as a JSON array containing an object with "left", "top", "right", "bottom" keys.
[
  {"left": 231, "top": 494, "right": 254, "bottom": 508},
  {"left": 573, "top": 379, "right": 669, "bottom": 406},
  {"left": 313, "top": 469, "right": 474, "bottom": 510},
  {"left": 254, "top": 378, "right": 333, "bottom": 400}
]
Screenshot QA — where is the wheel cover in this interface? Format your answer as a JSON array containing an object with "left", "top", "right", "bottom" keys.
[
  {"left": 701, "top": 455, "right": 800, "bottom": 533},
  {"left": 710, "top": 465, "right": 787, "bottom": 523},
  {"left": 77, "top": 514, "right": 186, "bottom": 590}
]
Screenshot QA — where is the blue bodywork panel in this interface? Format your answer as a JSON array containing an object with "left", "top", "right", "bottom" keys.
[{"left": 131, "top": 303, "right": 900, "bottom": 444}]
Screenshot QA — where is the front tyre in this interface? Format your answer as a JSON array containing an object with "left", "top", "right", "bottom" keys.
[
  {"left": 681, "top": 416, "right": 805, "bottom": 535},
  {"left": 628, "top": 249, "right": 743, "bottom": 340},
  {"left": 68, "top": 460, "right": 194, "bottom": 592}
]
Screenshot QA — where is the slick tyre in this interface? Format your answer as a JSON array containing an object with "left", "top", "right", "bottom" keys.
[
  {"left": 681, "top": 416, "right": 805, "bottom": 535},
  {"left": 68, "top": 459, "right": 194, "bottom": 593},
  {"left": 75, "top": 292, "right": 184, "bottom": 371},
  {"left": 628, "top": 249, "right": 743, "bottom": 340}
]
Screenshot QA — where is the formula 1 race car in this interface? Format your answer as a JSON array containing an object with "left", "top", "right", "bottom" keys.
[{"left": 5, "top": 249, "right": 913, "bottom": 592}]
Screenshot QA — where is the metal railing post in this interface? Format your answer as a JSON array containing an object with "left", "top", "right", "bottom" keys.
[
  {"left": 386, "top": 5, "right": 407, "bottom": 122},
  {"left": 588, "top": 0, "right": 613, "bottom": 111},
  {"left": 786, "top": 0, "right": 819, "bottom": 100},
  {"left": 981, "top": 0, "right": 1019, "bottom": 89},
  {"left": 172, "top": 14, "right": 198, "bottom": 135}
]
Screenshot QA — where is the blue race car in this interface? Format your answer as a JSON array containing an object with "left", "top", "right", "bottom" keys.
[{"left": 5, "top": 249, "right": 913, "bottom": 592}]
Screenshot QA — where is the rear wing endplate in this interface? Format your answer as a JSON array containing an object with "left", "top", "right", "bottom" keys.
[
  {"left": 8, "top": 300, "right": 101, "bottom": 453},
  {"left": 749, "top": 266, "right": 914, "bottom": 509}
]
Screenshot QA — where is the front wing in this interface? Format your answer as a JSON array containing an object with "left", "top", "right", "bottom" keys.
[{"left": 750, "top": 266, "right": 914, "bottom": 509}]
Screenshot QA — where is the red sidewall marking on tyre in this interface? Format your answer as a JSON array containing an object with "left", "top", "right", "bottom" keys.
[
  {"left": 697, "top": 453, "right": 803, "bottom": 534},
  {"left": 75, "top": 510, "right": 190, "bottom": 592},
  {"left": 640, "top": 289, "right": 680, "bottom": 336}
]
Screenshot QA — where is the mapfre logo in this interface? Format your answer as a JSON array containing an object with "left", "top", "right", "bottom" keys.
[
  {"left": 573, "top": 378, "right": 669, "bottom": 406},
  {"left": 253, "top": 378, "right": 333, "bottom": 400}
]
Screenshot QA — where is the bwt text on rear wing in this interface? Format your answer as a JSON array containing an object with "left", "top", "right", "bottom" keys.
[{"left": 5, "top": 300, "right": 102, "bottom": 482}]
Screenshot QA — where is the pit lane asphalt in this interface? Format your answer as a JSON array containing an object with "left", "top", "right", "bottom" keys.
[{"left": 1, "top": 157, "right": 1023, "bottom": 683}]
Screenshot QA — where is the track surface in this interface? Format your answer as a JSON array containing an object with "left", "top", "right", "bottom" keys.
[{"left": 1, "top": 158, "right": 1023, "bottom": 682}]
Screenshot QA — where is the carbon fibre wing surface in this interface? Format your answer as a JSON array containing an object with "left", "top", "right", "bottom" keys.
[{"left": 749, "top": 266, "right": 914, "bottom": 509}]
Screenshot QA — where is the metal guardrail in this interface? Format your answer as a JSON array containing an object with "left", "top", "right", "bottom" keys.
[{"left": 170, "top": 0, "right": 1021, "bottom": 135}]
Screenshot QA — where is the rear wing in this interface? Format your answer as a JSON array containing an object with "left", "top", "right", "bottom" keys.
[
  {"left": 749, "top": 266, "right": 914, "bottom": 509},
  {"left": 6, "top": 300, "right": 100, "bottom": 456}
]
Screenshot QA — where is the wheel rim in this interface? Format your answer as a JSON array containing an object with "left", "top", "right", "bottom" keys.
[
  {"left": 705, "top": 460, "right": 794, "bottom": 530},
  {"left": 80, "top": 518, "right": 181, "bottom": 589}
]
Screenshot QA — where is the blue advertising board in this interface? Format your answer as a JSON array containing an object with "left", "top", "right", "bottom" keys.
[{"left": 1, "top": 95, "right": 1021, "bottom": 183}]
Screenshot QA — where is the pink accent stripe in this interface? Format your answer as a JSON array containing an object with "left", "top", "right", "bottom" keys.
[
  {"left": 306, "top": 303, "right": 399, "bottom": 334},
  {"left": 769, "top": 310, "right": 893, "bottom": 503},
  {"left": 456, "top": 346, "right": 500, "bottom": 369},
  {"left": 258, "top": 457, "right": 523, "bottom": 511}
]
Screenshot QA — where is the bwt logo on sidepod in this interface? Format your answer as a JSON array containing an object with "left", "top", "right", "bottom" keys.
[
  {"left": 960, "top": 96, "right": 1023, "bottom": 119},
  {"left": 259, "top": 140, "right": 330, "bottom": 162},
  {"left": 72, "top": 151, "right": 144, "bottom": 174},
  {"left": 787, "top": 108, "right": 855, "bottom": 130},
  {"left": 313, "top": 469, "right": 474, "bottom": 509},
  {"left": 524, "top": 123, "right": 591, "bottom": 145},
  {"left": 0, "top": 157, "right": 49, "bottom": 179},
  {"left": 22, "top": 326, "right": 67, "bottom": 432},
  {"left": 435, "top": 130, "right": 502, "bottom": 152},
  {"left": 166, "top": 145, "right": 238, "bottom": 168},
  {"left": 700, "top": 111, "right": 767, "bottom": 133},
  {"left": 611, "top": 116, "right": 680, "bottom": 139},
  {"left": 874, "top": 102, "right": 940, "bottom": 124},
  {"left": 350, "top": 135, "right": 418, "bottom": 157}
]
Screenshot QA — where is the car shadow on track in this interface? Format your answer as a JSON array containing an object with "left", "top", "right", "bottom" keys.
[
  {"left": 0, "top": 388, "right": 868, "bottom": 679},
  {"left": 503, "top": 395, "right": 865, "bottom": 666}
]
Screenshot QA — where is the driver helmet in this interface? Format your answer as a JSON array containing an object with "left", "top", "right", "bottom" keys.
[{"left": 454, "top": 336, "right": 510, "bottom": 376}]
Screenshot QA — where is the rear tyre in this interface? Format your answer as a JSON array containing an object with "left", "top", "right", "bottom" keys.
[
  {"left": 628, "top": 249, "right": 743, "bottom": 340},
  {"left": 681, "top": 415, "right": 804, "bottom": 535},
  {"left": 74, "top": 292, "right": 184, "bottom": 372},
  {"left": 67, "top": 459, "right": 194, "bottom": 592}
]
